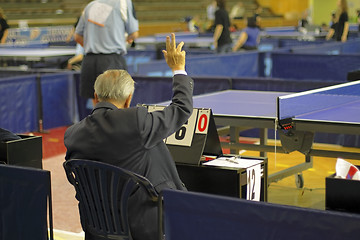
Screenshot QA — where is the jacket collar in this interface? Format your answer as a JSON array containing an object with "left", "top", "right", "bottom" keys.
[{"left": 91, "top": 101, "right": 118, "bottom": 114}]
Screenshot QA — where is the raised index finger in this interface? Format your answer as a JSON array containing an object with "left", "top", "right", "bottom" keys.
[{"left": 165, "top": 35, "right": 170, "bottom": 52}]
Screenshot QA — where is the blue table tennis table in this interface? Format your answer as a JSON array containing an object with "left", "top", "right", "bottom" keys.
[{"left": 192, "top": 81, "right": 360, "bottom": 186}]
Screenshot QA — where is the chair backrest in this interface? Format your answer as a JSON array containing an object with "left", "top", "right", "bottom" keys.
[{"left": 63, "top": 159, "right": 158, "bottom": 240}]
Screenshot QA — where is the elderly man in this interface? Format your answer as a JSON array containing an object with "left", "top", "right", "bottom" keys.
[
  {"left": 74, "top": 0, "right": 139, "bottom": 105},
  {"left": 64, "top": 33, "right": 193, "bottom": 240}
]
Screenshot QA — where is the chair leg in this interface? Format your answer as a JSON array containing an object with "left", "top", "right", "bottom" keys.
[{"left": 158, "top": 195, "right": 165, "bottom": 240}]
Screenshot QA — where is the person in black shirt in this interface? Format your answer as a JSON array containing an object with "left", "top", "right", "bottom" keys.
[
  {"left": 335, "top": 0, "right": 349, "bottom": 42},
  {"left": 0, "top": 8, "right": 9, "bottom": 44},
  {"left": 213, "top": 0, "right": 232, "bottom": 53},
  {"left": 357, "top": 9, "right": 360, "bottom": 32},
  {"left": 326, "top": 0, "right": 349, "bottom": 42}
]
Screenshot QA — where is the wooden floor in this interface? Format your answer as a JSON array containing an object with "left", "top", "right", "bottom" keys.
[{"left": 44, "top": 141, "right": 360, "bottom": 240}]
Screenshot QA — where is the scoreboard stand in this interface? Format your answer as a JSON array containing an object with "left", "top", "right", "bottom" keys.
[{"left": 145, "top": 105, "right": 268, "bottom": 201}]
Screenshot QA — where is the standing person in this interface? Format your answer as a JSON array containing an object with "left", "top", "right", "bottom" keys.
[
  {"left": 0, "top": 8, "right": 9, "bottom": 44},
  {"left": 326, "top": 12, "right": 337, "bottom": 41},
  {"left": 207, "top": 0, "right": 217, "bottom": 22},
  {"left": 298, "top": 10, "right": 310, "bottom": 29},
  {"left": 327, "top": 0, "right": 349, "bottom": 42},
  {"left": 232, "top": 17, "right": 260, "bottom": 51},
  {"left": 253, "top": 5, "right": 263, "bottom": 28},
  {"left": 230, "top": 2, "right": 245, "bottom": 20},
  {"left": 206, "top": 0, "right": 217, "bottom": 32},
  {"left": 213, "top": 0, "right": 232, "bottom": 53},
  {"left": 357, "top": 9, "right": 360, "bottom": 32},
  {"left": 64, "top": 33, "right": 193, "bottom": 240},
  {"left": 335, "top": 0, "right": 349, "bottom": 42},
  {"left": 74, "top": 0, "right": 139, "bottom": 105}
]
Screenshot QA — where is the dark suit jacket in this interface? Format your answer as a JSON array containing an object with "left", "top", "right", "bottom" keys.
[{"left": 64, "top": 74, "right": 193, "bottom": 240}]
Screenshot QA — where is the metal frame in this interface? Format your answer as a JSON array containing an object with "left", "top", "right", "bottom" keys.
[{"left": 214, "top": 113, "right": 360, "bottom": 184}]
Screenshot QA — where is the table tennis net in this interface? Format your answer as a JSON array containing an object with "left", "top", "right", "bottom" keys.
[{"left": 278, "top": 80, "right": 360, "bottom": 121}]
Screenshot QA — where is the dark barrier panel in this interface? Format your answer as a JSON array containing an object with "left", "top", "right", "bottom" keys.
[
  {"left": 131, "top": 76, "right": 231, "bottom": 106},
  {"left": 192, "top": 77, "right": 232, "bottom": 95},
  {"left": 161, "top": 189, "right": 360, "bottom": 240},
  {"left": 126, "top": 49, "right": 157, "bottom": 74},
  {"left": 136, "top": 52, "right": 259, "bottom": 78},
  {"left": 232, "top": 77, "right": 343, "bottom": 92},
  {"left": 131, "top": 76, "right": 173, "bottom": 106},
  {"left": 0, "top": 75, "right": 38, "bottom": 133},
  {"left": 0, "top": 164, "right": 53, "bottom": 240},
  {"left": 271, "top": 53, "right": 360, "bottom": 81}
]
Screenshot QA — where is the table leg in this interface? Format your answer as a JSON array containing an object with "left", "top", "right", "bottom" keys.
[{"left": 260, "top": 128, "right": 268, "bottom": 158}]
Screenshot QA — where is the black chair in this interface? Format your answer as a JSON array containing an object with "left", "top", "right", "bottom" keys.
[{"left": 63, "top": 159, "right": 159, "bottom": 240}]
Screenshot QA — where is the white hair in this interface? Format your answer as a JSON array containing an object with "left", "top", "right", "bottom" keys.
[{"left": 94, "top": 70, "right": 135, "bottom": 103}]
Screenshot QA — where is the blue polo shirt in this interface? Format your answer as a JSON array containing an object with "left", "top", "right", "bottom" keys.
[{"left": 76, "top": 0, "right": 139, "bottom": 55}]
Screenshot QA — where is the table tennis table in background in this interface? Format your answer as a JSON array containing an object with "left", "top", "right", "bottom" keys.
[
  {"left": 0, "top": 47, "right": 76, "bottom": 68},
  {"left": 135, "top": 32, "right": 214, "bottom": 48},
  {"left": 260, "top": 30, "right": 327, "bottom": 41},
  {"left": 192, "top": 82, "right": 360, "bottom": 187}
]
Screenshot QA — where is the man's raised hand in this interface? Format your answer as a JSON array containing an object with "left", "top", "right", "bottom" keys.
[{"left": 162, "top": 33, "right": 186, "bottom": 71}]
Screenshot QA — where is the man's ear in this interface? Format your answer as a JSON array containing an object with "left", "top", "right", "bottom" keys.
[
  {"left": 94, "top": 92, "right": 100, "bottom": 104},
  {"left": 124, "top": 94, "right": 133, "bottom": 108}
]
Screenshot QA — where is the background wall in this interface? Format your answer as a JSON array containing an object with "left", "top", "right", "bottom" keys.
[
  {"left": 258, "top": 0, "right": 309, "bottom": 20},
  {"left": 258, "top": 0, "right": 359, "bottom": 26},
  {"left": 311, "top": 0, "right": 360, "bottom": 26}
]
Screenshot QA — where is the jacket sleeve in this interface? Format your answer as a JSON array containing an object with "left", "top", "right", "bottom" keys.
[{"left": 138, "top": 74, "right": 194, "bottom": 149}]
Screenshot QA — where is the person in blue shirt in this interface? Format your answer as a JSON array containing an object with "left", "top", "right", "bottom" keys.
[
  {"left": 232, "top": 17, "right": 260, "bottom": 51},
  {"left": 74, "top": 0, "right": 139, "bottom": 106}
]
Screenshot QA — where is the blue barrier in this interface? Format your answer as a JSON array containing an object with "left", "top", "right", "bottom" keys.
[
  {"left": 126, "top": 49, "right": 214, "bottom": 75},
  {"left": 232, "top": 77, "right": 343, "bottom": 92},
  {"left": 290, "top": 39, "right": 360, "bottom": 55},
  {"left": 126, "top": 49, "right": 157, "bottom": 74},
  {"left": 162, "top": 189, "right": 360, "bottom": 240},
  {"left": 41, "top": 72, "right": 78, "bottom": 129},
  {"left": 0, "top": 71, "right": 78, "bottom": 133},
  {"left": 259, "top": 38, "right": 326, "bottom": 51},
  {"left": 279, "top": 38, "right": 325, "bottom": 48},
  {"left": 0, "top": 69, "right": 358, "bottom": 146},
  {"left": 271, "top": 52, "right": 360, "bottom": 81},
  {"left": 0, "top": 74, "right": 38, "bottom": 133},
  {"left": 136, "top": 51, "right": 259, "bottom": 77},
  {"left": 131, "top": 76, "right": 231, "bottom": 106}
]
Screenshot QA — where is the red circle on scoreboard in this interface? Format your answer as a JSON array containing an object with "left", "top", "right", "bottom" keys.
[{"left": 198, "top": 114, "right": 208, "bottom": 132}]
